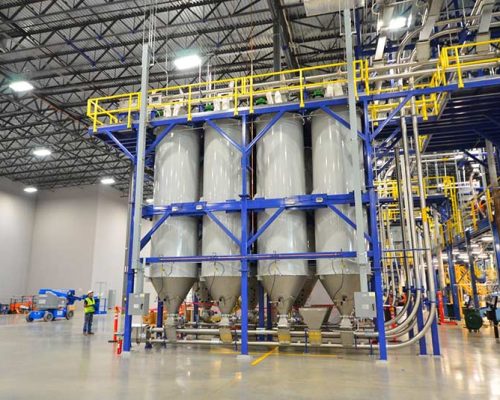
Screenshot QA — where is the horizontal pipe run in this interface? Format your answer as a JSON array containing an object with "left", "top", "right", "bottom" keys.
[{"left": 150, "top": 327, "right": 342, "bottom": 338}]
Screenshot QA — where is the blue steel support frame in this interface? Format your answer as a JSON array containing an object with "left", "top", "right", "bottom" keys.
[
  {"left": 240, "top": 114, "right": 249, "bottom": 355},
  {"left": 491, "top": 223, "right": 500, "bottom": 285},
  {"left": 363, "top": 101, "right": 387, "bottom": 360},
  {"left": 92, "top": 86, "right": 490, "bottom": 357},
  {"left": 123, "top": 166, "right": 137, "bottom": 352}
]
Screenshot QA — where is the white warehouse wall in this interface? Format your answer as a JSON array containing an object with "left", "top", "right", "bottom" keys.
[
  {"left": 0, "top": 178, "right": 36, "bottom": 303},
  {"left": 26, "top": 184, "right": 133, "bottom": 304},
  {"left": 91, "top": 185, "right": 129, "bottom": 302},
  {"left": 26, "top": 186, "right": 99, "bottom": 294}
]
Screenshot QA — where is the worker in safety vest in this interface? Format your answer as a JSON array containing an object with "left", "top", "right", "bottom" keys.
[{"left": 83, "top": 290, "right": 96, "bottom": 335}]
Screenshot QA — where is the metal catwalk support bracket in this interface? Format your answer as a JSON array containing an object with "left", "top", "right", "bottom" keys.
[
  {"left": 206, "top": 119, "right": 245, "bottom": 153},
  {"left": 145, "top": 124, "right": 176, "bottom": 155},
  {"left": 205, "top": 210, "right": 242, "bottom": 247},
  {"left": 247, "top": 207, "right": 285, "bottom": 247},
  {"left": 327, "top": 204, "right": 372, "bottom": 244},
  {"left": 140, "top": 210, "right": 171, "bottom": 250},
  {"left": 102, "top": 130, "right": 135, "bottom": 161},
  {"left": 371, "top": 95, "right": 412, "bottom": 141},
  {"left": 246, "top": 111, "right": 285, "bottom": 152},
  {"left": 319, "top": 105, "right": 365, "bottom": 140}
]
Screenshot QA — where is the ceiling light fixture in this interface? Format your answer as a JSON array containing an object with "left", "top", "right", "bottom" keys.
[
  {"left": 100, "top": 177, "right": 115, "bottom": 185},
  {"left": 24, "top": 187, "right": 38, "bottom": 193},
  {"left": 9, "top": 80, "right": 34, "bottom": 92},
  {"left": 388, "top": 16, "right": 408, "bottom": 30},
  {"left": 33, "top": 148, "right": 52, "bottom": 157},
  {"left": 174, "top": 54, "right": 202, "bottom": 70}
]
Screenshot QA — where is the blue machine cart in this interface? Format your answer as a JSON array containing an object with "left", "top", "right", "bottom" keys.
[{"left": 26, "top": 289, "right": 82, "bottom": 322}]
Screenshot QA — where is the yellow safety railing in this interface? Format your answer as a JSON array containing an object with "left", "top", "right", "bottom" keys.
[
  {"left": 86, "top": 38, "right": 500, "bottom": 131},
  {"left": 459, "top": 179, "right": 498, "bottom": 234},
  {"left": 87, "top": 61, "right": 367, "bottom": 130},
  {"left": 440, "top": 38, "right": 500, "bottom": 89},
  {"left": 376, "top": 175, "right": 462, "bottom": 241}
]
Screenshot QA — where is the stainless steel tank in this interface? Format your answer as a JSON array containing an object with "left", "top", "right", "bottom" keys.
[
  {"left": 150, "top": 126, "right": 200, "bottom": 321},
  {"left": 312, "top": 106, "right": 362, "bottom": 317},
  {"left": 201, "top": 119, "right": 242, "bottom": 323},
  {"left": 256, "top": 113, "right": 309, "bottom": 327}
]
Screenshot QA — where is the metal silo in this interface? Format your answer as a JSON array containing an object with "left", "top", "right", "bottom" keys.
[
  {"left": 312, "top": 106, "right": 362, "bottom": 317},
  {"left": 150, "top": 126, "right": 200, "bottom": 323},
  {"left": 257, "top": 113, "right": 309, "bottom": 327},
  {"left": 201, "top": 119, "right": 242, "bottom": 325}
]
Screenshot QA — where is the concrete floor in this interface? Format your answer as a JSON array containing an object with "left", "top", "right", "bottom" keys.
[{"left": 0, "top": 313, "right": 499, "bottom": 400}]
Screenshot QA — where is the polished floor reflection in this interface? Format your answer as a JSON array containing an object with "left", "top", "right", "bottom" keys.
[{"left": 0, "top": 313, "right": 499, "bottom": 400}]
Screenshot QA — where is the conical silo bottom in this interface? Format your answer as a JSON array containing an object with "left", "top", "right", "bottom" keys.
[
  {"left": 151, "top": 276, "right": 196, "bottom": 316},
  {"left": 320, "top": 274, "right": 360, "bottom": 316},
  {"left": 261, "top": 275, "right": 307, "bottom": 317},
  {"left": 205, "top": 276, "right": 241, "bottom": 315}
]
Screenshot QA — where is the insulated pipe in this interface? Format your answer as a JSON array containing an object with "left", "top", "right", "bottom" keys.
[
  {"left": 433, "top": 209, "right": 446, "bottom": 290},
  {"left": 153, "top": 327, "right": 342, "bottom": 338},
  {"left": 381, "top": 146, "right": 415, "bottom": 328},
  {"left": 409, "top": 89, "right": 439, "bottom": 353},
  {"left": 377, "top": 113, "right": 426, "bottom": 337}
]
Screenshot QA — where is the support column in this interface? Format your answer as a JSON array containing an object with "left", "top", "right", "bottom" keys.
[
  {"left": 446, "top": 244, "right": 461, "bottom": 320},
  {"left": 123, "top": 40, "right": 150, "bottom": 353},
  {"left": 363, "top": 101, "right": 387, "bottom": 361},
  {"left": 344, "top": 6, "right": 368, "bottom": 291},
  {"left": 239, "top": 115, "right": 250, "bottom": 358},
  {"left": 486, "top": 140, "right": 500, "bottom": 282},
  {"left": 465, "top": 230, "right": 480, "bottom": 309}
]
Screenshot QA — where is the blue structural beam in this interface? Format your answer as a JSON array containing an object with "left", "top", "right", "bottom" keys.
[
  {"left": 240, "top": 114, "right": 249, "bottom": 356},
  {"left": 363, "top": 101, "right": 387, "bottom": 361},
  {"left": 93, "top": 73, "right": 500, "bottom": 357},
  {"left": 144, "top": 250, "right": 363, "bottom": 264},
  {"left": 142, "top": 193, "right": 370, "bottom": 218}
]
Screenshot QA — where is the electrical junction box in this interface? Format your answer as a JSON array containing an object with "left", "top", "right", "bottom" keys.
[
  {"left": 128, "top": 293, "right": 150, "bottom": 316},
  {"left": 354, "top": 291, "right": 376, "bottom": 319}
]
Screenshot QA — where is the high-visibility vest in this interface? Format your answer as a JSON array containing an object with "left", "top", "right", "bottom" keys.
[{"left": 84, "top": 297, "right": 96, "bottom": 314}]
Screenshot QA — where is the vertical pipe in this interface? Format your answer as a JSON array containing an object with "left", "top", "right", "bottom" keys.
[
  {"left": 273, "top": 21, "right": 281, "bottom": 74},
  {"left": 446, "top": 244, "right": 461, "bottom": 320},
  {"left": 410, "top": 91, "right": 439, "bottom": 356},
  {"left": 266, "top": 294, "right": 273, "bottom": 341},
  {"left": 344, "top": 7, "right": 368, "bottom": 290},
  {"left": 240, "top": 115, "right": 249, "bottom": 356},
  {"left": 258, "top": 283, "right": 265, "bottom": 341},
  {"left": 363, "top": 101, "right": 387, "bottom": 361},
  {"left": 400, "top": 112, "right": 427, "bottom": 355},
  {"left": 123, "top": 166, "right": 137, "bottom": 352},
  {"left": 465, "top": 230, "right": 480, "bottom": 309},
  {"left": 131, "top": 42, "right": 150, "bottom": 295},
  {"left": 123, "top": 41, "right": 150, "bottom": 352}
]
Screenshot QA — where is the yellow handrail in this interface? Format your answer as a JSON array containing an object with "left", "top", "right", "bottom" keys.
[{"left": 86, "top": 38, "right": 500, "bottom": 131}]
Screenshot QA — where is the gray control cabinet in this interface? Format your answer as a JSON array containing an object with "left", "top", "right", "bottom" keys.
[
  {"left": 128, "top": 293, "right": 150, "bottom": 316},
  {"left": 354, "top": 291, "right": 377, "bottom": 319}
]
